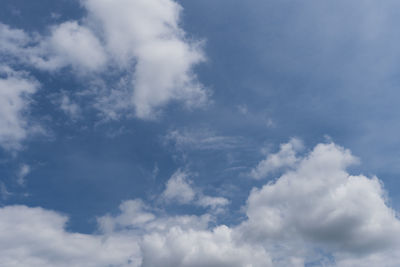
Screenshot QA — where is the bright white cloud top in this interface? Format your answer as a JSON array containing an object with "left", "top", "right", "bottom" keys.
[
  {"left": 0, "top": 141, "right": 399, "bottom": 266},
  {"left": 1, "top": 0, "right": 400, "bottom": 266}
]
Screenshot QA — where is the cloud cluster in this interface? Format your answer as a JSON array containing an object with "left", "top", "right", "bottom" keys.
[
  {"left": 0, "top": 0, "right": 207, "bottom": 129},
  {"left": 1, "top": 141, "right": 399, "bottom": 266}
]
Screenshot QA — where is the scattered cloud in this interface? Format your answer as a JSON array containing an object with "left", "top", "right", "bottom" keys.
[
  {"left": 162, "top": 170, "right": 196, "bottom": 204},
  {"left": 16, "top": 163, "right": 30, "bottom": 186},
  {"left": 51, "top": 91, "right": 81, "bottom": 120},
  {"left": 161, "top": 169, "right": 229, "bottom": 211},
  {"left": 0, "top": 66, "right": 40, "bottom": 151},
  {"left": 0, "top": 141, "right": 399, "bottom": 266}
]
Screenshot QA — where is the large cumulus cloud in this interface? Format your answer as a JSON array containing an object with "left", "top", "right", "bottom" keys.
[{"left": 1, "top": 141, "right": 399, "bottom": 266}]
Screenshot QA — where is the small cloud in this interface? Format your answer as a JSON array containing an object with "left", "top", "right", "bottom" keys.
[
  {"left": 237, "top": 104, "right": 248, "bottom": 115},
  {"left": 16, "top": 164, "right": 30, "bottom": 186},
  {"left": 265, "top": 118, "right": 275, "bottom": 128},
  {"left": 162, "top": 170, "right": 196, "bottom": 205},
  {"left": 0, "top": 182, "right": 12, "bottom": 200},
  {"left": 161, "top": 169, "right": 229, "bottom": 211}
]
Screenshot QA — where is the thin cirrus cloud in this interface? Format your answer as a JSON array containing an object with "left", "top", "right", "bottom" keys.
[
  {"left": 164, "top": 128, "right": 243, "bottom": 151},
  {"left": 0, "top": 0, "right": 207, "bottom": 122},
  {"left": 1, "top": 141, "right": 399, "bottom": 266}
]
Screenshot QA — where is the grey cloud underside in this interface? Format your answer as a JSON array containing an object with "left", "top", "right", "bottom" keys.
[{"left": 1, "top": 141, "right": 399, "bottom": 266}]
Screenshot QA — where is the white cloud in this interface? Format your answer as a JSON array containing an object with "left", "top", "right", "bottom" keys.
[
  {"left": 139, "top": 225, "right": 271, "bottom": 267},
  {"left": 0, "top": 141, "right": 399, "bottom": 266},
  {"left": 161, "top": 169, "right": 229, "bottom": 210},
  {"left": 83, "top": 0, "right": 207, "bottom": 119},
  {"left": 16, "top": 164, "right": 30, "bottom": 186},
  {"left": 35, "top": 21, "right": 108, "bottom": 72},
  {"left": 0, "top": 67, "right": 39, "bottom": 150},
  {"left": 162, "top": 170, "right": 196, "bottom": 204},
  {"left": 241, "top": 141, "right": 400, "bottom": 264},
  {"left": 51, "top": 92, "right": 81, "bottom": 120},
  {"left": 0, "top": 0, "right": 208, "bottom": 120},
  {"left": 250, "top": 137, "right": 304, "bottom": 179}
]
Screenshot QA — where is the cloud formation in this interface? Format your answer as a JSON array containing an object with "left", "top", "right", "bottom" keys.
[
  {"left": 0, "top": 0, "right": 207, "bottom": 121},
  {"left": 0, "top": 67, "right": 39, "bottom": 150},
  {"left": 1, "top": 141, "right": 399, "bottom": 266},
  {"left": 250, "top": 138, "right": 304, "bottom": 179},
  {"left": 83, "top": 0, "right": 207, "bottom": 119},
  {"left": 162, "top": 169, "right": 229, "bottom": 210}
]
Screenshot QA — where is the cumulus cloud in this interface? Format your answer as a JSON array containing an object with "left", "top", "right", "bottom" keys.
[
  {"left": 0, "top": 0, "right": 207, "bottom": 120},
  {"left": 162, "top": 170, "right": 196, "bottom": 204},
  {"left": 1, "top": 141, "right": 399, "bottom": 266},
  {"left": 241, "top": 141, "right": 400, "bottom": 264},
  {"left": 250, "top": 137, "right": 304, "bottom": 179},
  {"left": 162, "top": 169, "right": 229, "bottom": 210},
  {"left": 0, "top": 67, "right": 39, "bottom": 150}
]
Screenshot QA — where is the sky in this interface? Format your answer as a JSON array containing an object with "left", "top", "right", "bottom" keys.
[{"left": 1, "top": 0, "right": 400, "bottom": 266}]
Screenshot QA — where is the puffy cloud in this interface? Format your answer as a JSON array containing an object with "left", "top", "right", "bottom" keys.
[
  {"left": 0, "top": 205, "right": 141, "bottom": 267},
  {"left": 0, "top": 0, "right": 207, "bottom": 120},
  {"left": 83, "top": 0, "right": 207, "bottom": 119},
  {"left": 35, "top": 21, "right": 108, "bottom": 72},
  {"left": 50, "top": 91, "right": 81, "bottom": 120},
  {"left": 0, "top": 24, "right": 33, "bottom": 61},
  {"left": 241, "top": 142, "right": 400, "bottom": 263},
  {"left": 250, "top": 137, "right": 304, "bottom": 179},
  {"left": 161, "top": 169, "right": 229, "bottom": 210},
  {"left": 139, "top": 225, "right": 271, "bottom": 267},
  {"left": 1, "top": 141, "right": 400, "bottom": 266},
  {"left": 0, "top": 67, "right": 39, "bottom": 150},
  {"left": 162, "top": 170, "right": 196, "bottom": 204}
]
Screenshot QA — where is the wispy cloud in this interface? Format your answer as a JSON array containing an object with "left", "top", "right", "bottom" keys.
[{"left": 164, "top": 128, "right": 243, "bottom": 151}]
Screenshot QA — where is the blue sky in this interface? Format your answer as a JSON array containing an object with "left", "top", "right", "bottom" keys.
[{"left": 1, "top": 0, "right": 400, "bottom": 266}]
